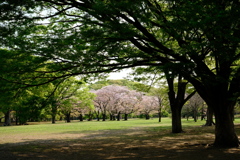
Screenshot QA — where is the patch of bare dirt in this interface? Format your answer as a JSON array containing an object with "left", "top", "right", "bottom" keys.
[{"left": 0, "top": 126, "right": 240, "bottom": 160}]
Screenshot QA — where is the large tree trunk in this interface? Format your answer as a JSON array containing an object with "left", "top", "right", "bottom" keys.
[
  {"left": 213, "top": 105, "right": 239, "bottom": 147},
  {"left": 171, "top": 107, "right": 183, "bottom": 133},
  {"left": 166, "top": 73, "right": 195, "bottom": 133},
  {"left": 168, "top": 85, "right": 183, "bottom": 133},
  {"left": 196, "top": 82, "right": 239, "bottom": 147},
  {"left": 4, "top": 110, "right": 11, "bottom": 126}
]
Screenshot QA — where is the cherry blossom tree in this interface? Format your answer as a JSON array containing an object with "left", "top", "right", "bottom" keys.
[
  {"left": 93, "top": 85, "right": 130, "bottom": 121},
  {"left": 139, "top": 96, "right": 159, "bottom": 120},
  {"left": 93, "top": 89, "right": 110, "bottom": 121},
  {"left": 192, "top": 94, "right": 205, "bottom": 122},
  {"left": 73, "top": 89, "right": 96, "bottom": 121},
  {"left": 120, "top": 90, "right": 143, "bottom": 120},
  {"left": 107, "top": 85, "right": 131, "bottom": 121},
  {"left": 185, "top": 93, "right": 205, "bottom": 122},
  {"left": 107, "top": 93, "right": 123, "bottom": 121},
  {"left": 149, "top": 86, "right": 169, "bottom": 122}
]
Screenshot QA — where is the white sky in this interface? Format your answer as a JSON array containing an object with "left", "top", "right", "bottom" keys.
[{"left": 107, "top": 68, "right": 132, "bottom": 80}]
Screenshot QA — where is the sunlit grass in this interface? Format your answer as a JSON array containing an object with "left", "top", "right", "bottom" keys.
[
  {"left": 0, "top": 118, "right": 166, "bottom": 135},
  {"left": 0, "top": 117, "right": 240, "bottom": 142}
]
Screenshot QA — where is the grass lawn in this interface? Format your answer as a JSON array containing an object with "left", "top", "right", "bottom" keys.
[{"left": 0, "top": 118, "right": 240, "bottom": 160}]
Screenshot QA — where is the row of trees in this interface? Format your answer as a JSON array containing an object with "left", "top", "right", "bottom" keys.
[
  {"left": 93, "top": 85, "right": 160, "bottom": 121},
  {"left": 0, "top": 77, "right": 167, "bottom": 124},
  {"left": 2, "top": 75, "right": 214, "bottom": 125},
  {"left": 0, "top": 76, "right": 95, "bottom": 125}
]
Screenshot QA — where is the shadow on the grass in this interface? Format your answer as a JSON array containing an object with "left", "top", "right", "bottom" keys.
[{"left": 0, "top": 125, "right": 240, "bottom": 160}]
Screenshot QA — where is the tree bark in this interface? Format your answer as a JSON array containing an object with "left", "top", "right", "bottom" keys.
[
  {"left": 51, "top": 105, "right": 57, "bottom": 124},
  {"left": 193, "top": 110, "right": 197, "bottom": 122},
  {"left": 158, "top": 111, "right": 161, "bottom": 122},
  {"left": 4, "top": 110, "right": 11, "bottom": 126},
  {"left": 166, "top": 73, "right": 194, "bottom": 133},
  {"left": 171, "top": 107, "right": 183, "bottom": 133},
  {"left": 201, "top": 106, "right": 206, "bottom": 121},
  {"left": 102, "top": 113, "right": 106, "bottom": 121},
  {"left": 213, "top": 106, "right": 239, "bottom": 147},
  {"left": 205, "top": 107, "right": 215, "bottom": 126},
  {"left": 117, "top": 112, "right": 121, "bottom": 121},
  {"left": 79, "top": 114, "right": 83, "bottom": 121},
  {"left": 124, "top": 114, "right": 128, "bottom": 121},
  {"left": 146, "top": 113, "right": 150, "bottom": 120},
  {"left": 95, "top": 111, "right": 100, "bottom": 121},
  {"left": 15, "top": 111, "right": 18, "bottom": 125},
  {"left": 195, "top": 82, "right": 239, "bottom": 147},
  {"left": 65, "top": 113, "right": 71, "bottom": 123},
  {"left": 52, "top": 115, "right": 56, "bottom": 124},
  {"left": 88, "top": 111, "right": 93, "bottom": 121},
  {"left": 109, "top": 114, "right": 113, "bottom": 120}
]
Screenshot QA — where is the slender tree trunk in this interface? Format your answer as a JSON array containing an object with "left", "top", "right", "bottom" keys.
[
  {"left": 146, "top": 113, "right": 150, "bottom": 120},
  {"left": 201, "top": 106, "right": 205, "bottom": 121},
  {"left": 79, "top": 114, "right": 83, "bottom": 121},
  {"left": 205, "top": 107, "right": 215, "bottom": 126},
  {"left": 88, "top": 111, "right": 93, "bottom": 121},
  {"left": 109, "top": 114, "right": 113, "bottom": 120},
  {"left": 52, "top": 115, "right": 56, "bottom": 124},
  {"left": 102, "top": 113, "right": 106, "bottom": 121},
  {"left": 15, "top": 111, "right": 18, "bottom": 125},
  {"left": 65, "top": 113, "right": 71, "bottom": 123},
  {"left": 124, "top": 114, "right": 128, "bottom": 121},
  {"left": 117, "top": 112, "right": 121, "bottom": 121},
  {"left": 95, "top": 111, "right": 100, "bottom": 121},
  {"left": 96, "top": 115, "right": 100, "bottom": 121},
  {"left": 193, "top": 110, "right": 197, "bottom": 122},
  {"left": 158, "top": 109, "right": 162, "bottom": 122},
  {"left": 4, "top": 110, "right": 11, "bottom": 126},
  {"left": 51, "top": 105, "right": 57, "bottom": 124}
]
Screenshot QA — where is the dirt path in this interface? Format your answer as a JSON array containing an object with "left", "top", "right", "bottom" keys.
[{"left": 0, "top": 126, "right": 240, "bottom": 160}]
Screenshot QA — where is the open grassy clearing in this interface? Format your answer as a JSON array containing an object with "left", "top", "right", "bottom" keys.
[{"left": 0, "top": 118, "right": 240, "bottom": 160}]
